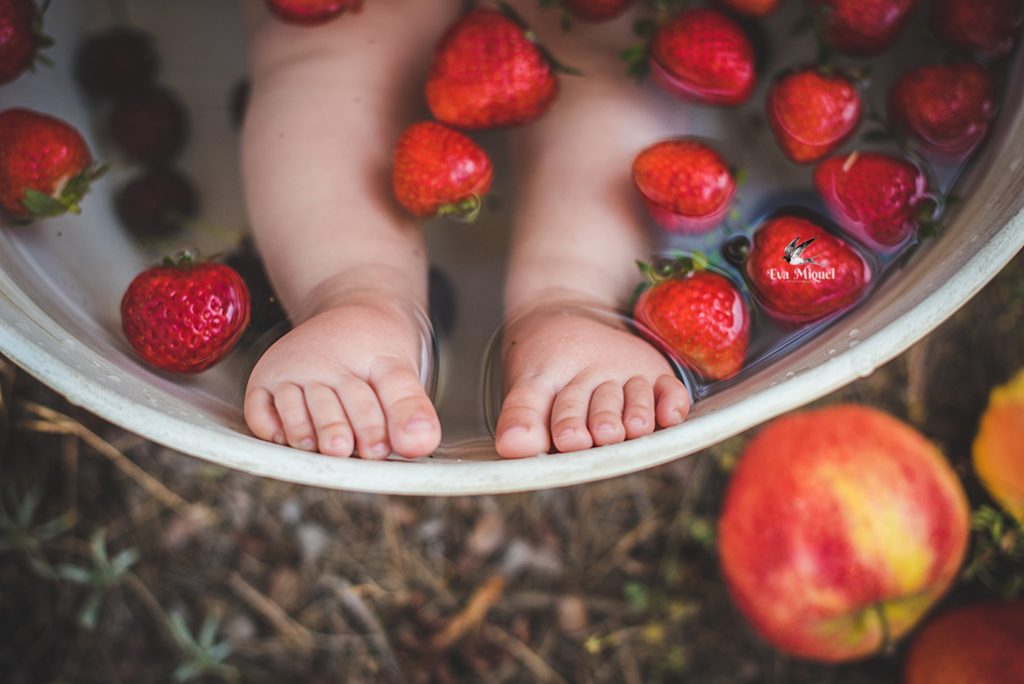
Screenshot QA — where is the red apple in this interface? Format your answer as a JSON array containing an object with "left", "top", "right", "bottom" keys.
[
  {"left": 904, "top": 601, "right": 1024, "bottom": 683},
  {"left": 718, "top": 404, "right": 970, "bottom": 662},
  {"left": 973, "top": 368, "right": 1024, "bottom": 521}
]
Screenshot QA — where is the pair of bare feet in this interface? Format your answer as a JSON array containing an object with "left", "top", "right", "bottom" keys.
[{"left": 244, "top": 292, "right": 691, "bottom": 459}]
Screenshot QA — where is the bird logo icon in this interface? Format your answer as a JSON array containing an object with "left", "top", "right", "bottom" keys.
[{"left": 783, "top": 237, "right": 817, "bottom": 266}]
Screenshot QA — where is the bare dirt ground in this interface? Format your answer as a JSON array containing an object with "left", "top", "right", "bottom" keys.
[{"left": 1, "top": 250, "right": 1023, "bottom": 684}]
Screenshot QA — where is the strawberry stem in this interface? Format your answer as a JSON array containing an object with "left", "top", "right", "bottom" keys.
[
  {"left": 436, "top": 194, "right": 483, "bottom": 223},
  {"left": 496, "top": 1, "right": 583, "bottom": 75}
]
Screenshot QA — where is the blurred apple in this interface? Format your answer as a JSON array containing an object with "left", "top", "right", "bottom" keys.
[
  {"left": 719, "top": 404, "right": 970, "bottom": 662},
  {"left": 904, "top": 601, "right": 1024, "bottom": 683},
  {"left": 973, "top": 368, "right": 1024, "bottom": 521}
]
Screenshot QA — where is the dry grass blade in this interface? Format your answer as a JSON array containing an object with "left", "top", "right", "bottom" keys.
[
  {"left": 332, "top": 578, "right": 405, "bottom": 684},
  {"left": 227, "top": 571, "right": 314, "bottom": 651},
  {"left": 432, "top": 574, "right": 506, "bottom": 651},
  {"left": 483, "top": 624, "right": 569, "bottom": 684}
]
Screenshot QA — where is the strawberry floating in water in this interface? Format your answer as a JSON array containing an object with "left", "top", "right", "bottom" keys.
[
  {"left": 713, "top": 0, "right": 780, "bottom": 18},
  {"left": 810, "top": 0, "right": 919, "bottom": 55},
  {"left": 766, "top": 67, "right": 862, "bottom": 164},
  {"left": 563, "top": 0, "right": 635, "bottom": 22},
  {"left": 0, "top": 0, "right": 51, "bottom": 85},
  {"left": 814, "top": 151, "right": 931, "bottom": 250},
  {"left": 649, "top": 8, "right": 755, "bottom": 106},
  {"left": 109, "top": 87, "right": 188, "bottom": 164},
  {"left": 426, "top": 8, "right": 561, "bottom": 130},
  {"left": 265, "top": 0, "right": 361, "bottom": 25},
  {"left": 632, "top": 138, "right": 736, "bottom": 234},
  {"left": 931, "top": 0, "right": 1022, "bottom": 61},
  {"left": 121, "top": 252, "right": 251, "bottom": 374},
  {"left": 115, "top": 168, "right": 200, "bottom": 238},
  {"left": 392, "top": 121, "right": 493, "bottom": 221},
  {"left": 74, "top": 27, "right": 158, "bottom": 97},
  {"left": 744, "top": 213, "right": 872, "bottom": 322},
  {"left": 889, "top": 62, "right": 995, "bottom": 157},
  {"left": 0, "top": 108, "right": 105, "bottom": 221},
  {"left": 633, "top": 255, "right": 750, "bottom": 381}
]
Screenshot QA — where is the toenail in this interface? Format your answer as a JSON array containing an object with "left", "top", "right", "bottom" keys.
[
  {"left": 330, "top": 436, "right": 351, "bottom": 451},
  {"left": 404, "top": 416, "right": 434, "bottom": 432},
  {"left": 557, "top": 428, "right": 577, "bottom": 442},
  {"left": 628, "top": 416, "right": 646, "bottom": 429},
  {"left": 272, "top": 433, "right": 285, "bottom": 445},
  {"left": 298, "top": 438, "right": 315, "bottom": 450},
  {"left": 504, "top": 424, "right": 530, "bottom": 435},
  {"left": 369, "top": 442, "right": 390, "bottom": 458},
  {"left": 673, "top": 409, "right": 686, "bottom": 423},
  {"left": 596, "top": 422, "right": 616, "bottom": 435}
]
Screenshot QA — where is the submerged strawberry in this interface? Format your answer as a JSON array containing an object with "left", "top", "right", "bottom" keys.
[
  {"left": 121, "top": 254, "right": 251, "bottom": 374},
  {"left": 0, "top": 0, "right": 50, "bottom": 85},
  {"left": 889, "top": 62, "right": 995, "bottom": 156},
  {"left": 0, "top": 108, "right": 104, "bottom": 220},
  {"left": 632, "top": 139, "right": 736, "bottom": 234},
  {"left": 115, "top": 168, "right": 200, "bottom": 237},
  {"left": 650, "top": 8, "right": 755, "bottom": 106},
  {"left": 766, "top": 67, "right": 861, "bottom": 164},
  {"left": 714, "top": 0, "right": 780, "bottom": 17},
  {"left": 811, "top": 0, "right": 919, "bottom": 55},
  {"left": 564, "top": 0, "right": 635, "bottom": 22},
  {"left": 745, "top": 214, "right": 872, "bottom": 322},
  {"left": 426, "top": 9, "right": 559, "bottom": 130},
  {"left": 814, "top": 151, "right": 930, "bottom": 250},
  {"left": 633, "top": 257, "right": 750, "bottom": 381},
  {"left": 392, "top": 121, "right": 493, "bottom": 220},
  {"left": 265, "top": 0, "right": 361, "bottom": 25},
  {"left": 74, "top": 27, "right": 158, "bottom": 97},
  {"left": 109, "top": 88, "right": 188, "bottom": 164},
  {"left": 931, "top": 0, "right": 1022, "bottom": 60}
]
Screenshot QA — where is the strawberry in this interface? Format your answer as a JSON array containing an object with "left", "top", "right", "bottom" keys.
[
  {"left": 766, "top": 67, "right": 861, "bottom": 164},
  {"left": 0, "top": 0, "right": 50, "bottom": 85},
  {"left": 392, "top": 121, "right": 493, "bottom": 220},
  {"left": 109, "top": 87, "right": 188, "bottom": 164},
  {"left": 810, "top": 0, "right": 919, "bottom": 55},
  {"left": 264, "top": 0, "right": 361, "bottom": 25},
  {"left": 713, "top": 0, "right": 780, "bottom": 18},
  {"left": 649, "top": 8, "right": 756, "bottom": 106},
  {"left": 74, "top": 27, "right": 158, "bottom": 97},
  {"left": 563, "top": 0, "right": 635, "bottom": 22},
  {"left": 814, "top": 151, "right": 930, "bottom": 250},
  {"left": 121, "top": 254, "right": 251, "bottom": 374},
  {"left": 888, "top": 62, "right": 995, "bottom": 156},
  {"left": 115, "top": 168, "right": 200, "bottom": 237},
  {"left": 633, "top": 256, "right": 750, "bottom": 381},
  {"left": 931, "top": 0, "right": 1022, "bottom": 60},
  {"left": 426, "top": 9, "right": 559, "bottom": 129},
  {"left": 0, "top": 108, "right": 105, "bottom": 220},
  {"left": 744, "top": 214, "right": 872, "bottom": 322},
  {"left": 632, "top": 138, "right": 736, "bottom": 234}
]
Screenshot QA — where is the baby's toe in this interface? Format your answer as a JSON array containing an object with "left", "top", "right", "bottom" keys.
[
  {"left": 588, "top": 381, "right": 626, "bottom": 447},
  {"left": 336, "top": 376, "right": 391, "bottom": 459},
  {"left": 272, "top": 383, "right": 317, "bottom": 451},
  {"left": 370, "top": 358, "right": 441, "bottom": 458},
  {"left": 495, "top": 380, "right": 554, "bottom": 459},
  {"left": 304, "top": 383, "right": 354, "bottom": 457},
  {"left": 549, "top": 378, "right": 595, "bottom": 453},
  {"left": 244, "top": 386, "right": 286, "bottom": 445},
  {"left": 623, "top": 376, "right": 656, "bottom": 439},
  {"left": 654, "top": 374, "right": 691, "bottom": 428}
]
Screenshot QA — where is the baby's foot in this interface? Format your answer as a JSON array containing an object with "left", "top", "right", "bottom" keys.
[
  {"left": 244, "top": 296, "right": 440, "bottom": 458},
  {"left": 495, "top": 306, "right": 691, "bottom": 458}
]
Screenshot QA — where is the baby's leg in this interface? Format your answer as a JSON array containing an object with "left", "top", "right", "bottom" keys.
[
  {"left": 495, "top": 6, "right": 691, "bottom": 458},
  {"left": 240, "top": 0, "right": 461, "bottom": 457}
]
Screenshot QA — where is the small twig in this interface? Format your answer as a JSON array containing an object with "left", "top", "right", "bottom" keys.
[
  {"left": 432, "top": 574, "right": 506, "bottom": 651},
  {"left": 905, "top": 338, "right": 930, "bottom": 426},
  {"left": 332, "top": 578, "right": 405, "bottom": 684},
  {"left": 227, "top": 571, "right": 314, "bottom": 651},
  {"left": 588, "top": 515, "right": 662, "bottom": 584},
  {"left": 123, "top": 572, "right": 181, "bottom": 650},
  {"left": 482, "top": 624, "right": 570, "bottom": 684}
]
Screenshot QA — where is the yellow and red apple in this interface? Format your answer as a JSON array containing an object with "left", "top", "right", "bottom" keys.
[
  {"left": 718, "top": 404, "right": 970, "bottom": 662},
  {"left": 973, "top": 368, "right": 1024, "bottom": 521},
  {"left": 904, "top": 601, "right": 1024, "bottom": 683}
]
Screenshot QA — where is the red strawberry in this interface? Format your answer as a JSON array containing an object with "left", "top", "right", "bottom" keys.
[
  {"left": 814, "top": 151, "right": 929, "bottom": 250},
  {"left": 426, "top": 9, "right": 559, "bottom": 130},
  {"left": 714, "top": 0, "right": 780, "bottom": 18},
  {"left": 931, "top": 0, "right": 1022, "bottom": 60},
  {"left": 633, "top": 258, "right": 750, "bottom": 381},
  {"left": 115, "top": 169, "right": 200, "bottom": 237},
  {"left": 74, "top": 27, "right": 158, "bottom": 97},
  {"left": 121, "top": 255, "right": 251, "bottom": 373},
  {"left": 0, "top": 108, "right": 104, "bottom": 220},
  {"left": 745, "top": 214, "right": 872, "bottom": 322},
  {"left": 632, "top": 139, "right": 736, "bottom": 234},
  {"left": 0, "top": 0, "right": 49, "bottom": 85},
  {"left": 889, "top": 62, "right": 995, "bottom": 156},
  {"left": 810, "top": 0, "right": 919, "bottom": 55},
  {"left": 766, "top": 67, "right": 862, "bottom": 164},
  {"left": 392, "top": 121, "right": 493, "bottom": 220},
  {"left": 265, "top": 0, "right": 361, "bottom": 25},
  {"left": 563, "top": 0, "right": 635, "bottom": 22},
  {"left": 650, "top": 8, "right": 756, "bottom": 106},
  {"left": 109, "top": 87, "right": 188, "bottom": 164}
]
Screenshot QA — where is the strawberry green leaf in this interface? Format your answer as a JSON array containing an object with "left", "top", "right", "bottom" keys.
[{"left": 21, "top": 190, "right": 67, "bottom": 218}]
